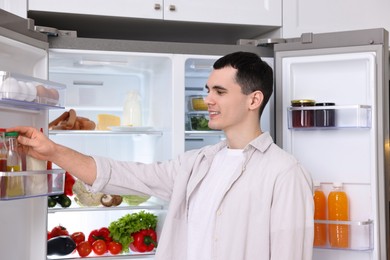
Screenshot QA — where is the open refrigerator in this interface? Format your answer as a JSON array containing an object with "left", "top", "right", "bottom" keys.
[{"left": 1, "top": 8, "right": 389, "bottom": 260}]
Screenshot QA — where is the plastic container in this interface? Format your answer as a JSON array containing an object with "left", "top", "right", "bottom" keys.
[
  {"left": 122, "top": 90, "right": 142, "bottom": 127},
  {"left": 328, "top": 182, "right": 350, "bottom": 248},
  {"left": 189, "top": 95, "right": 208, "bottom": 111},
  {"left": 313, "top": 182, "right": 327, "bottom": 247},
  {"left": 291, "top": 99, "right": 316, "bottom": 127},
  {"left": 315, "top": 102, "right": 336, "bottom": 127},
  {"left": 188, "top": 112, "right": 211, "bottom": 131}
]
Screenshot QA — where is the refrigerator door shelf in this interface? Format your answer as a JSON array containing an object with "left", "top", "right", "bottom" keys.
[
  {"left": 0, "top": 169, "right": 65, "bottom": 200},
  {"left": 314, "top": 219, "right": 373, "bottom": 251},
  {"left": 287, "top": 104, "right": 371, "bottom": 129},
  {"left": 0, "top": 71, "right": 66, "bottom": 109}
]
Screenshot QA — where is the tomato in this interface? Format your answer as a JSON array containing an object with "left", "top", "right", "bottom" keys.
[
  {"left": 50, "top": 225, "right": 69, "bottom": 238},
  {"left": 108, "top": 241, "right": 122, "bottom": 255},
  {"left": 47, "top": 231, "right": 52, "bottom": 240},
  {"left": 77, "top": 241, "right": 92, "bottom": 257},
  {"left": 71, "top": 232, "right": 85, "bottom": 246},
  {"left": 92, "top": 240, "right": 107, "bottom": 256}
]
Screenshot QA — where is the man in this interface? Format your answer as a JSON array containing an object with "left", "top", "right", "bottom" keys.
[{"left": 9, "top": 51, "right": 314, "bottom": 260}]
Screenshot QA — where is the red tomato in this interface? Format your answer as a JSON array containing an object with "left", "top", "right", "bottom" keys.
[
  {"left": 77, "top": 241, "right": 92, "bottom": 257},
  {"left": 71, "top": 232, "right": 85, "bottom": 246},
  {"left": 47, "top": 231, "right": 52, "bottom": 240},
  {"left": 92, "top": 240, "right": 107, "bottom": 256},
  {"left": 108, "top": 241, "right": 122, "bottom": 255},
  {"left": 50, "top": 225, "right": 69, "bottom": 238}
]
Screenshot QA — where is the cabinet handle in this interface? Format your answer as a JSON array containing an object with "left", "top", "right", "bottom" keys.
[
  {"left": 169, "top": 5, "right": 176, "bottom": 11},
  {"left": 154, "top": 3, "right": 161, "bottom": 10}
]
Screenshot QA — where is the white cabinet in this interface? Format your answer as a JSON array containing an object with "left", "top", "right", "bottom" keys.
[
  {"left": 283, "top": 0, "right": 390, "bottom": 38},
  {"left": 0, "top": 0, "right": 27, "bottom": 18},
  {"left": 28, "top": 0, "right": 281, "bottom": 26}
]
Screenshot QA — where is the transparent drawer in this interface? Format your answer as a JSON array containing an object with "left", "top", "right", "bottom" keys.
[
  {"left": 0, "top": 71, "right": 66, "bottom": 109},
  {"left": 314, "top": 219, "right": 373, "bottom": 251},
  {"left": 0, "top": 169, "right": 65, "bottom": 200},
  {"left": 288, "top": 105, "right": 371, "bottom": 129}
]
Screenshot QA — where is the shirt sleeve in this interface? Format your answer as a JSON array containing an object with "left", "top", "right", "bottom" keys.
[{"left": 270, "top": 163, "right": 314, "bottom": 260}]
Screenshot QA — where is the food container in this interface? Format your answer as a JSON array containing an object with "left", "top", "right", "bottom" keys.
[
  {"left": 315, "top": 102, "right": 336, "bottom": 127},
  {"left": 291, "top": 99, "right": 316, "bottom": 127},
  {"left": 189, "top": 95, "right": 208, "bottom": 111},
  {"left": 188, "top": 112, "right": 212, "bottom": 130}
]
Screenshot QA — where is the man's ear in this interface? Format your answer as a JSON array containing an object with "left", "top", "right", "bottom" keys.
[{"left": 248, "top": 91, "right": 264, "bottom": 111}]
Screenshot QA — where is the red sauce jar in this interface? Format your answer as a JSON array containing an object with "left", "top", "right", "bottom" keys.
[{"left": 291, "top": 99, "right": 316, "bottom": 127}]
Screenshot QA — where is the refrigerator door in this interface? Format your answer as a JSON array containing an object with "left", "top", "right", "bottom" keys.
[
  {"left": 274, "top": 28, "right": 389, "bottom": 259},
  {"left": 0, "top": 9, "right": 51, "bottom": 260}
]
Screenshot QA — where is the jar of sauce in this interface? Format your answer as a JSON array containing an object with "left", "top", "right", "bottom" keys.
[
  {"left": 291, "top": 99, "right": 316, "bottom": 127},
  {"left": 315, "top": 102, "right": 336, "bottom": 127}
]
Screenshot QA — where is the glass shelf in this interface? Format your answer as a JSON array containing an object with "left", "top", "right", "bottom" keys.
[
  {"left": 0, "top": 169, "right": 65, "bottom": 200},
  {"left": 47, "top": 251, "right": 155, "bottom": 259},
  {"left": 313, "top": 219, "right": 373, "bottom": 251},
  {"left": 0, "top": 71, "right": 66, "bottom": 110},
  {"left": 288, "top": 105, "right": 371, "bottom": 129},
  {"left": 49, "top": 129, "right": 163, "bottom": 136}
]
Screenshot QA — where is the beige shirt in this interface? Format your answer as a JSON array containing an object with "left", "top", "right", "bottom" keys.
[{"left": 90, "top": 132, "right": 314, "bottom": 260}]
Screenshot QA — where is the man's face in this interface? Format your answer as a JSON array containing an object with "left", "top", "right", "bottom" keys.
[{"left": 204, "top": 66, "right": 252, "bottom": 132}]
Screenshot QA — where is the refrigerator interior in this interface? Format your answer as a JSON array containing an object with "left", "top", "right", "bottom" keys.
[
  {"left": 278, "top": 49, "right": 387, "bottom": 259},
  {"left": 47, "top": 49, "right": 175, "bottom": 259},
  {"left": 0, "top": 32, "right": 50, "bottom": 259},
  {"left": 183, "top": 56, "right": 274, "bottom": 151}
]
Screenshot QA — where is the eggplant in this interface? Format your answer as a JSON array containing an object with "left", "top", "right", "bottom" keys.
[{"left": 47, "top": 236, "right": 76, "bottom": 256}]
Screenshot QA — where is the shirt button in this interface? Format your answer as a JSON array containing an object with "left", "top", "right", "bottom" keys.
[{"left": 217, "top": 209, "right": 222, "bottom": 216}]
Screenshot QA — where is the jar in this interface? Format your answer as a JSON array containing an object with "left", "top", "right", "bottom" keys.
[
  {"left": 315, "top": 102, "right": 336, "bottom": 127},
  {"left": 291, "top": 99, "right": 316, "bottom": 127}
]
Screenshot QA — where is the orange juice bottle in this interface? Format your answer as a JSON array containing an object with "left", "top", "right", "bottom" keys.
[
  {"left": 313, "top": 182, "right": 327, "bottom": 246},
  {"left": 328, "top": 182, "right": 349, "bottom": 248}
]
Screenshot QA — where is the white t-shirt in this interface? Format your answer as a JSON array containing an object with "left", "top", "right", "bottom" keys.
[{"left": 187, "top": 147, "right": 244, "bottom": 260}]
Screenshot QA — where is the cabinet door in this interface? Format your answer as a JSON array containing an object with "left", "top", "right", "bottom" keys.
[
  {"left": 164, "top": 0, "right": 281, "bottom": 26},
  {"left": 283, "top": 0, "right": 390, "bottom": 38},
  {"left": 29, "top": 0, "right": 163, "bottom": 20}
]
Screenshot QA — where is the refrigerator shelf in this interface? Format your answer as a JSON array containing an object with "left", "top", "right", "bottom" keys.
[
  {"left": 185, "top": 130, "right": 225, "bottom": 136},
  {"left": 47, "top": 251, "right": 155, "bottom": 259},
  {"left": 314, "top": 219, "right": 373, "bottom": 251},
  {"left": 48, "top": 201, "right": 164, "bottom": 213},
  {"left": 288, "top": 104, "right": 371, "bottom": 129},
  {"left": 0, "top": 169, "right": 65, "bottom": 200},
  {"left": 0, "top": 71, "right": 66, "bottom": 109},
  {"left": 49, "top": 130, "right": 163, "bottom": 136}
]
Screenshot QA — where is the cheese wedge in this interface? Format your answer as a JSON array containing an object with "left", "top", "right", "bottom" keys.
[{"left": 97, "top": 114, "right": 121, "bottom": 130}]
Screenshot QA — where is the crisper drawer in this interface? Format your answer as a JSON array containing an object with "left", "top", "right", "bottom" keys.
[
  {"left": 0, "top": 71, "right": 66, "bottom": 109},
  {"left": 185, "top": 132, "right": 225, "bottom": 151},
  {"left": 0, "top": 169, "right": 65, "bottom": 200}
]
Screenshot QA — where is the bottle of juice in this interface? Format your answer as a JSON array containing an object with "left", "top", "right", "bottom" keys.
[
  {"left": 5, "top": 131, "right": 24, "bottom": 197},
  {"left": 328, "top": 182, "right": 349, "bottom": 248},
  {"left": 313, "top": 182, "right": 327, "bottom": 246}
]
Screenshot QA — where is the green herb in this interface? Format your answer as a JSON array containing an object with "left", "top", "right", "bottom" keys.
[{"left": 108, "top": 211, "right": 158, "bottom": 252}]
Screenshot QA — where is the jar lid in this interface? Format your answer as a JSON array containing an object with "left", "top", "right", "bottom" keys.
[
  {"left": 5, "top": 131, "right": 19, "bottom": 137},
  {"left": 315, "top": 102, "right": 335, "bottom": 106},
  {"left": 291, "top": 99, "right": 316, "bottom": 105}
]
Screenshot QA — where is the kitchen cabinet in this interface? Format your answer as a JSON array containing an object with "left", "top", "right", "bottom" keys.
[
  {"left": 282, "top": 0, "right": 390, "bottom": 38},
  {"left": 28, "top": 0, "right": 280, "bottom": 26}
]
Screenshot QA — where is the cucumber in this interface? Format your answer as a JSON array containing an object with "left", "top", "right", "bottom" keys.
[
  {"left": 54, "top": 194, "right": 72, "bottom": 208},
  {"left": 48, "top": 196, "right": 57, "bottom": 208},
  {"left": 47, "top": 236, "right": 76, "bottom": 256}
]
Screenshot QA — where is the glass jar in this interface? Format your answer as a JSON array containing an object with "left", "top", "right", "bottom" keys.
[
  {"left": 291, "top": 99, "right": 316, "bottom": 127},
  {"left": 4, "top": 131, "right": 24, "bottom": 197},
  {"left": 315, "top": 102, "right": 336, "bottom": 127}
]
